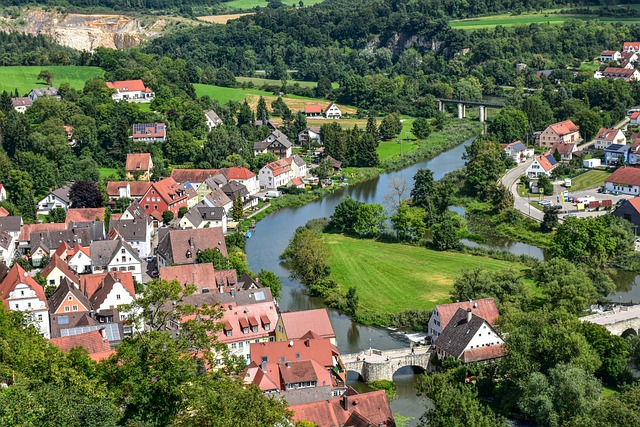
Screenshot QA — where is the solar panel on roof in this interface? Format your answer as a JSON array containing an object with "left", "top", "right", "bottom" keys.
[{"left": 59, "top": 323, "right": 121, "bottom": 342}]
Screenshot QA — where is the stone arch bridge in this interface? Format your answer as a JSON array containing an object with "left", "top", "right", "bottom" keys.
[
  {"left": 581, "top": 304, "right": 640, "bottom": 336},
  {"left": 341, "top": 347, "right": 432, "bottom": 383}
]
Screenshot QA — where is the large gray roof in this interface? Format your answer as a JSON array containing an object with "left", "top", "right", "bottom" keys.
[
  {"left": 0, "top": 216, "right": 22, "bottom": 233},
  {"left": 434, "top": 308, "right": 488, "bottom": 358},
  {"left": 110, "top": 219, "right": 148, "bottom": 242},
  {"left": 90, "top": 238, "right": 141, "bottom": 266}
]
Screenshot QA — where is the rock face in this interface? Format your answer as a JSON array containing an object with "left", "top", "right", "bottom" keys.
[{"left": 15, "top": 11, "right": 146, "bottom": 51}]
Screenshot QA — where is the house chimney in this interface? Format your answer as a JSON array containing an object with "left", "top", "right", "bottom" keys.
[
  {"left": 466, "top": 308, "right": 472, "bottom": 323},
  {"left": 342, "top": 395, "right": 349, "bottom": 410},
  {"left": 230, "top": 289, "right": 235, "bottom": 297}
]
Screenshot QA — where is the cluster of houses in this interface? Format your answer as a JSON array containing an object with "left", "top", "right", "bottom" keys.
[{"left": 595, "top": 42, "right": 640, "bottom": 81}]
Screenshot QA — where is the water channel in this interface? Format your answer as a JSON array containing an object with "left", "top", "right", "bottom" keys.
[{"left": 244, "top": 136, "right": 640, "bottom": 424}]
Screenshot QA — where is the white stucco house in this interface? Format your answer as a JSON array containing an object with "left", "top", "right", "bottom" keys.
[
  {"left": 90, "top": 238, "right": 143, "bottom": 283},
  {"left": 106, "top": 80, "right": 155, "bottom": 103},
  {"left": 37, "top": 186, "right": 71, "bottom": 216},
  {"left": 604, "top": 166, "right": 640, "bottom": 196},
  {"left": 0, "top": 264, "right": 51, "bottom": 338},
  {"left": 324, "top": 102, "right": 342, "bottom": 119},
  {"left": 259, "top": 158, "right": 293, "bottom": 190},
  {"left": 594, "top": 127, "right": 626, "bottom": 150},
  {"left": 0, "top": 230, "right": 16, "bottom": 267},
  {"left": 525, "top": 153, "right": 558, "bottom": 178}
]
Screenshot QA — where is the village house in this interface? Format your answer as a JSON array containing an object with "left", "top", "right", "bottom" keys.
[
  {"left": 40, "top": 254, "right": 80, "bottom": 289},
  {"left": 629, "top": 134, "right": 640, "bottom": 165},
  {"left": 131, "top": 123, "right": 166, "bottom": 143},
  {"left": 106, "top": 79, "right": 155, "bottom": 103},
  {"left": 190, "top": 175, "right": 226, "bottom": 202},
  {"left": 304, "top": 105, "right": 323, "bottom": 118},
  {"left": 604, "top": 166, "right": 640, "bottom": 196},
  {"left": 0, "top": 263, "right": 50, "bottom": 338},
  {"left": 599, "top": 67, "right": 640, "bottom": 82},
  {"left": 433, "top": 307, "right": 505, "bottom": 364},
  {"left": 290, "top": 388, "right": 395, "bottom": 427},
  {"left": 48, "top": 278, "right": 94, "bottom": 338},
  {"left": 0, "top": 230, "right": 15, "bottom": 267},
  {"left": 621, "top": 51, "right": 638, "bottom": 64},
  {"left": 612, "top": 198, "right": 640, "bottom": 232},
  {"left": 106, "top": 181, "right": 151, "bottom": 201},
  {"left": 604, "top": 144, "right": 629, "bottom": 166},
  {"left": 0, "top": 183, "right": 5, "bottom": 201},
  {"left": 427, "top": 298, "right": 499, "bottom": 341},
  {"left": 156, "top": 227, "right": 227, "bottom": 268},
  {"left": 503, "top": 141, "right": 534, "bottom": 163},
  {"left": 201, "top": 186, "right": 233, "bottom": 213},
  {"left": 298, "top": 126, "right": 322, "bottom": 146},
  {"left": 291, "top": 154, "right": 308, "bottom": 179},
  {"left": 324, "top": 102, "right": 342, "bottom": 119},
  {"left": 623, "top": 42, "right": 640, "bottom": 53},
  {"left": 221, "top": 167, "right": 259, "bottom": 195},
  {"left": 600, "top": 50, "right": 621, "bottom": 62},
  {"left": 159, "top": 263, "right": 216, "bottom": 292},
  {"left": 551, "top": 142, "right": 577, "bottom": 162},
  {"left": 30, "top": 227, "right": 93, "bottom": 267},
  {"left": 11, "top": 97, "right": 32, "bottom": 113},
  {"left": 50, "top": 329, "right": 114, "bottom": 361},
  {"left": 204, "top": 109, "right": 223, "bottom": 131},
  {"left": 630, "top": 112, "right": 640, "bottom": 126},
  {"left": 90, "top": 237, "right": 143, "bottom": 283},
  {"left": 594, "top": 127, "right": 626, "bottom": 150},
  {"left": 109, "top": 217, "right": 152, "bottom": 259},
  {"left": 36, "top": 186, "right": 71, "bottom": 216},
  {"left": 125, "top": 153, "right": 154, "bottom": 181},
  {"left": 58, "top": 242, "right": 92, "bottom": 274},
  {"left": 140, "top": 177, "right": 191, "bottom": 219},
  {"left": 536, "top": 120, "right": 580, "bottom": 148},
  {"left": 0, "top": 215, "right": 23, "bottom": 242},
  {"left": 254, "top": 130, "right": 293, "bottom": 158},
  {"left": 29, "top": 87, "right": 61, "bottom": 101},
  {"left": 170, "top": 169, "right": 222, "bottom": 191},
  {"left": 275, "top": 308, "right": 336, "bottom": 345},
  {"left": 259, "top": 158, "right": 293, "bottom": 189},
  {"left": 222, "top": 181, "right": 256, "bottom": 211},
  {"left": 81, "top": 271, "right": 138, "bottom": 324},
  {"left": 178, "top": 205, "right": 227, "bottom": 233},
  {"left": 525, "top": 153, "right": 558, "bottom": 178}
]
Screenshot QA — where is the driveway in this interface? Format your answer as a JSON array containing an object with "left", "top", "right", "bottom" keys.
[{"left": 501, "top": 158, "right": 545, "bottom": 222}]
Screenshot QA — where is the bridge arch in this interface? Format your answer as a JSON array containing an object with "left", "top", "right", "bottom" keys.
[
  {"left": 392, "top": 365, "right": 426, "bottom": 378},
  {"left": 622, "top": 328, "right": 638, "bottom": 338},
  {"left": 346, "top": 369, "right": 365, "bottom": 383}
]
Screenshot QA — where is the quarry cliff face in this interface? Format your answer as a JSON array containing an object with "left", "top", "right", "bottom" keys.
[{"left": 7, "top": 11, "right": 157, "bottom": 51}]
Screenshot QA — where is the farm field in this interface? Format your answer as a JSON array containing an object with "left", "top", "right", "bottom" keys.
[
  {"left": 236, "top": 76, "right": 339, "bottom": 89},
  {"left": 449, "top": 11, "right": 640, "bottom": 30},
  {"left": 0, "top": 66, "right": 104, "bottom": 95},
  {"left": 219, "top": 0, "right": 324, "bottom": 11},
  {"left": 193, "top": 83, "right": 356, "bottom": 114},
  {"left": 569, "top": 170, "right": 611, "bottom": 192},
  {"left": 325, "top": 233, "right": 524, "bottom": 313},
  {"left": 197, "top": 13, "right": 253, "bottom": 24}
]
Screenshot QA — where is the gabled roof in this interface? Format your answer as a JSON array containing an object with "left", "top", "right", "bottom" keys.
[
  {"left": 601, "top": 50, "right": 619, "bottom": 55},
  {"left": 552, "top": 143, "right": 576, "bottom": 155},
  {"left": 250, "top": 338, "right": 340, "bottom": 368},
  {"left": 170, "top": 169, "right": 220, "bottom": 185},
  {"left": 123, "top": 200, "right": 151, "bottom": 223},
  {"left": 621, "top": 51, "right": 638, "bottom": 60},
  {"left": 435, "top": 308, "right": 503, "bottom": 362},
  {"left": 157, "top": 227, "right": 228, "bottom": 265},
  {"left": 147, "top": 178, "right": 189, "bottom": 205},
  {"left": 125, "top": 153, "right": 152, "bottom": 171},
  {"left": 605, "top": 144, "right": 630, "bottom": 154},
  {"left": 0, "top": 216, "right": 23, "bottom": 233},
  {"left": 106, "top": 181, "right": 152, "bottom": 197},
  {"left": 11, "top": 97, "right": 32, "bottom": 107},
  {"left": 65, "top": 208, "right": 105, "bottom": 224},
  {"left": 238, "top": 272, "right": 262, "bottom": 291},
  {"left": 30, "top": 227, "right": 92, "bottom": 254},
  {"left": 80, "top": 272, "right": 135, "bottom": 301},
  {"left": 183, "top": 205, "right": 226, "bottom": 228},
  {"left": 532, "top": 153, "right": 558, "bottom": 172},
  {"left": 48, "top": 277, "right": 91, "bottom": 315},
  {"left": 280, "top": 309, "right": 335, "bottom": 340},
  {"left": 254, "top": 130, "right": 293, "bottom": 150},
  {"left": 0, "top": 264, "right": 47, "bottom": 309},
  {"left": 204, "top": 109, "right": 223, "bottom": 125},
  {"left": 109, "top": 219, "right": 148, "bottom": 242},
  {"left": 596, "top": 127, "right": 623, "bottom": 141},
  {"left": 292, "top": 154, "right": 306, "bottom": 167},
  {"left": 623, "top": 42, "right": 640, "bottom": 51},
  {"left": 203, "top": 187, "right": 232, "bottom": 208},
  {"left": 132, "top": 123, "right": 165, "bottom": 138},
  {"left": 265, "top": 158, "right": 293, "bottom": 177},
  {"left": 0, "top": 207, "right": 9, "bottom": 217},
  {"left": 221, "top": 181, "right": 249, "bottom": 198},
  {"left": 0, "top": 230, "right": 12, "bottom": 250},
  {"left": 88, "top": 271, "right": 136, "bottom": 308},
  {"left": 602, "top": 67, "right": 638, "bottom": 77},
  {"left": 213, "top": 300, "right": 278, "bottom": 344},
  {"left": 159, "top": 263, "right": 215, "bottom": 292},
  {"left": 548, "top": 120, "right": 579, "bottom": 136},
  {"left": 106, "top": 79, "right": 152, "bottom": 93},
  {"left": 50, "top": 330, "right": 112, "bottom": 355},
  {"left": 631, "top": 112, "right": 640, "bottom": 120},
  {"left": 90, "top": 238, "right": 141, "bottom": 266},
  {"left": 505, "top": 140, "right": 527, "bottom": 151},
  {"left": 605, "top": 166, "right": 640, "bottom": 187},
  {"left": 221, "top": 167, "right": 256, "bottom": 181},
  {"left": 50, "top": 186, "right": 71, "bottom": 204},
  {"left": 305, "top": 105, "right": 323, "bottom": 114},
  {"left": 20, "top": 222, "right": 66, "bottom": 242},
  {"left": 461, "top": 345, "right": 506, "bottom": 363},
  {"left": 433, "top": 298, "right": 500, "bottom": 329},
  {"left": 324, "top": 102, "right": 340, "bottom": 113},
  {"left": 41, "top": 254, "right": 79, "bottom": 285},
  {"left": 290, "top": 389, "right": 395, "bottom": 427}
]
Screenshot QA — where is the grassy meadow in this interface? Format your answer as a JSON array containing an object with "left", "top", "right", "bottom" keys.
[
  {"left": 325, "top": 233, "right": 524, "bottom": 313},
  {"left": 0, "top": 66, "right": 104, "bottom": 95},
  {"left": 570, "top": 170, "right": 611, "bottom": 192}
]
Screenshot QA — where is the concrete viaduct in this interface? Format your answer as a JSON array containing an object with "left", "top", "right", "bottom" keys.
[
  {"left": 581, "top": 304, "right": 640, "bottom": 336},
  {"left": 437, "top": 98, "right": 504, "bottom": 122},
  {"left": 341, "top": 347, "right": 432, "bottom": 382}
]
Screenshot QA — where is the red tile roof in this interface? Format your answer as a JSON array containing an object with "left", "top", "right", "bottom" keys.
[
  {"left": 80, "top": 272, "right": 135, "bottom": 300},
  {"left": 0, "top": 207, "right": 8, "bottom": 217},
  {"left": 170, "top": 169, "right": 220, "bottom": 184},
  {"left": 623, "top": 42, "right": 640, "bottom": 51},
  {"left": 549, "top": 120, "right": 579, "bottom": 136},
  {"left": 250, "top": 338, "right": 339, "bottom": 368},
  {"left": 552, "top": 143, "right": 575, "bottom": 155},
  {"left": 291, "top": 389, "right": 395, "bottom": 427},
  {"left": 214, "top": 300, "right": 278, "bottom": 344},
  {"left": 0, "top": 264, "right": 47, "bottom": 310},
  {"left": 125, "top": 153, "right": 152, "bottom": 171},
  {"left": 596, "top": 127, "right": 622, "bottom": 141},
  {"left": 534, "top": 153, "right": 558, "bottom": 172},
  {"left": 461, "top": 345, "right": 506, "bottom": 363},
  {"left": 625, "top": 198, "right": 640, "bottom": 214},
  {"left": 147, "top": 178, "right": 189, "bottom": 205},
  {"left": 280, "top": 309, "right": 335, "bottom": 341},
  {"left": 605, "top": 166, "right": 640, "bottom": 187},
  {"left": 222, "top": 167, "right": 256, "bottom": 180},
  {"left": 291, "top": 177, "right": 304, "bottom": 187},
  {"left": 50, "top": 330, "right": 111, "bottom": 354},
  {"left": 266, "top": 158, "right": 292, "bottom": 177},
  {"left": 40, "top": 254, "right": 79, "bottom": 285},
  {"left": 601, "top": 50, "right": 618, "bottom": 55},
  {"left": 602, "top": 67, "right": 638, "bottom": 77},
  {"left": 434, "top": 298, "right": 499, "bottom": 329},
  {"left": 19, "top": 223, "right": 66, "bottom": 241},
  {"left": 106, "top": 79, "right": 152, "bottom": 93},
  {"left": 159, "top": 263, "right": 215, "bottom": 291},
  {"left": 65, "top": 208, "right": 105, "bottom": 224},
  {"left": 324, "top": 102, "right": 339, "bottom": 114},
  {"left": 305, "top": 105, "right": 323, "bottom": 114},
  {"left": 631, "top": 112, "right": 640, "bottom": 120},
  {"left": 106, "top": 181, "right": 151, "bottom": 197}
]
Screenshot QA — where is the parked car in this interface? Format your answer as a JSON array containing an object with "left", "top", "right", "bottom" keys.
[
  {"left": 610, "top": 190, "right": 621, "bottom": 196},
  {"left": 617, "top": 199, "right": 627, "bottom": 205},
  {"left": 265, "top": 190, "right": 282, "bottom": 198},
  {"left": 562, "top": 213, "right": 577, "bottom": 220}
]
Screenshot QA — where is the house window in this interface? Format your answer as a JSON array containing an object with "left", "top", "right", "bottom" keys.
[
  {"left": 68, "top": 296, "right": 73, "bottom": 301},
  {"left": 231, "top": 342, "right": 236, "bottom": 349},
  {"left": 14, "top": 304, "right": 18, "bottom": 309},
  {"left": 121, "top": 249, "right": 126, "bottom": 254},
  {"left": 243, "top": 327, "right": 249, "bottom": 334},
  {"left": 128, "top": 266, "right": 135, "bottom": 271},
  {"left": 252, "top": 326, "right": 258, "bottom": 333},
  {"left": 226, "top": 330, "right": 232, "bottom": 337},
  {"left": 64, "top": 306, "right": 70, "bottom": 312},
  {"left": 238, "top": 341, "right": 243, "bottom": 348},
  {"left": 58, "top": 315, "right": 69, "bottom": 325},
  {"left": 72, "top": 305, "right": 78, "bottom": 311},
  {"left": 49, "top": 280, "right": 55, "bottom": 285},
  {"left": 116, "top": 294, "right": 121, "bottom": 300},
  {"left": 27, "top": 303, "right": 31, "bottom": 308},
  {"left": 37, "top": 315, "right": 42, "bottom": 321},
  {"left": 20, "top": 290, "right": 24, "bottom": 296},
  {"left": 264, "top": 323, "right": 270, "bottom": 331},
  {"left": 122, "top": 256, "right": 126, "bottom": 262}
]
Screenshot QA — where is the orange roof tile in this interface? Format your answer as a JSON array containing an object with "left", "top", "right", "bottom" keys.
[
  {"left": 50, "top": 330, "right": 111, "bottom": 354},
  {"left": 125, "top": 153, "right": 152, "bottom": 171},
  {"left": 80, "top": 272, "right": 135, "bottom": 300},
  {"left": 250, "top": 338, "right": 339, "bottom": 368},
  {"left": 106, "top": 79, "right": 151, "bottom": 93},
  {"left": 305, "top": 105, "right": 322, "bottom": 114},
  {"left": 0, "top": 264, "right": 47, "bottom": 310},
  {"left": 170, "top": 169, "right": 220, "bottom": 184},
  {"left": 40, "top": 254, "right": 79, "bottom": 285},
  {"left": 434, "top": 298, "right": 500, "bottom": 329},
  {"left": 65, "top": 208, "right": 106, "bottom": 224},
  {"left": 223, "top": 167, "right": 256, "bottom": 180},
  {"left": 280, "top": 309, "right": 335, "bottom": 341},
  {"left": 19, "top": 223, "right": 66, "bottom": 242},
  {"left": 549, "top": 120, "right": 579, "bottom": 136},
  {"left": 605, "top": 166, "right": 640, "bottom": 187},
  {"left": 159, "top": 263, "right": 215, "bottom": 291}
]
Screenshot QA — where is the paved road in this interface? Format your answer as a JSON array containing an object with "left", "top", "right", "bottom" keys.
[
  {"left": 500, "top": 158, "right": 544, "bottom": 222},
  {"left": 581, "top": 305, "right": 640, "bottom": 326}
]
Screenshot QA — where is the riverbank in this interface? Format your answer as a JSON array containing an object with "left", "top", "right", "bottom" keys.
[{"left": 240, "top": 120, "right": 482, "bottom": 230}]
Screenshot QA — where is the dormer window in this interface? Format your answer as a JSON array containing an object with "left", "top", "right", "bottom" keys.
[{"left": 186, "top": 250, "right": 192, "bottom": 259}]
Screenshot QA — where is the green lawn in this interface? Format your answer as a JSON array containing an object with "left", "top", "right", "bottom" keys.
[
  {"left": 570, "top": 170, "right": 611, "bottom": 192},
  {"left": 0, "top": 66, "right": 104, "bottom": 96},
  {"left": 237, "top": 76, "right": 339, "bottom": 89},
  {"left": 325, "top": 233, "right": 524, "bottom": 313},
  {"left": 221, "top": 0, "right": 324, "bottom": 11},
  {"left": 449, "top": 12, "right": 640, "bottom": 30},
  {"left": 99, "top": 168, "right": 120, "bottom": 180}
]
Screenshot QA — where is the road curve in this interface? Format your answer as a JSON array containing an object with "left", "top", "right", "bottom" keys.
[{"left": 500, "top": 158, "right": 544, "bottom": 222}]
